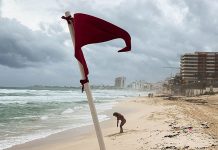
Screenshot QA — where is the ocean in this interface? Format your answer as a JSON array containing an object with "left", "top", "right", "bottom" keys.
[{"left": 0, "top": 87, "right": 148, "bottom": 150}]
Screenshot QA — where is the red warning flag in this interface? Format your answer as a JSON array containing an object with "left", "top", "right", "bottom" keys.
[{"left": 62, "top": 13, "right": 131, "bottom": 87}]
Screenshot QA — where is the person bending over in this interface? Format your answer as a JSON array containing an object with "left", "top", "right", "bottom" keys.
[{"left": 113, "top": 112, "right": 126, "bottom": 133}]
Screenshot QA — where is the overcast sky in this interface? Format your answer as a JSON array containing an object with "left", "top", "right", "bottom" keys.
[{"left": 0, "top": 0, "right": 218, "bottom": 87}]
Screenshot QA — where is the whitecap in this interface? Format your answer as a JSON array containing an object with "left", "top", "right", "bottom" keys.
[
  {"left": 61, "top": 108, "right": 74, "bottom": 114},
  {"left": 74, "top": 106, "right": 83, "bottom": 110},
  {"left": 40, "top": 115, "right": 48, "bottom": 120}
]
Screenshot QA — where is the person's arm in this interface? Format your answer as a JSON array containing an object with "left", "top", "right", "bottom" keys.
[{"left": 117, "top": 118, "right": 119, "bottom": 127}]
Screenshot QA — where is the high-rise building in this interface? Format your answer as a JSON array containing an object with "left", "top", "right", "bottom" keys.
[
  {"left": 180, "top": 52, "right": 218, "bottom": 84},
  {"left": 115, "top": 77, "right": 126, "bottom": 88}
]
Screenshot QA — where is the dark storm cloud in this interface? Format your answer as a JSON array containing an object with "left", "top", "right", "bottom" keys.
[{"left": 0, "top": 17, "right": 69, "bottom": 68}]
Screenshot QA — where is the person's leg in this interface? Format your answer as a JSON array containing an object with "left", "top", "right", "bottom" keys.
[
  {"left": 120, "top": 120, "right": 126, "bottom": 133},
  {"left": 120, "top": 126, "right": 123, "bottom": 133}
]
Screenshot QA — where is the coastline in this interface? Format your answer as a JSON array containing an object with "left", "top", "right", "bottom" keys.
[
  {"left": 6, "top": 97, "right": 140, "bottom": 150},
  {"left": 0, "top": 88, "right": 144, "bottom": 150},
  {"left": 7, "top": 95, "right": 218, "bottom": 150}
]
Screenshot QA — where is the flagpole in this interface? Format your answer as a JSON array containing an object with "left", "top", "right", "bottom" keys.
[{"left": 64, "top": 11, "right": 106, "bottom": 150}]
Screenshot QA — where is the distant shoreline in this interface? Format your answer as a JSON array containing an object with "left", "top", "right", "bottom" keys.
[{"left": 0, "top": 86, "right": 150, "bottom": 91}]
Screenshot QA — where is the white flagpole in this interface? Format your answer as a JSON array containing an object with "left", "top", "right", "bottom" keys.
[{"left": 64, "top": 11, "right": 106, "bottom": 150}]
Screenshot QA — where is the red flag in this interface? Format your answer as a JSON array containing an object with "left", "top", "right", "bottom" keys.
[{"left": 62, "top": 13, "right": 131, "bottom": 87}]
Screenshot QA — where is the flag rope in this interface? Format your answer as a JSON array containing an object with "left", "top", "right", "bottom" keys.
[
  {"left": 80, "top": 78, "right": 89, "bottom": 92},
  {"left": 61, "top": 15, "right": 74, "bottom": 24}
]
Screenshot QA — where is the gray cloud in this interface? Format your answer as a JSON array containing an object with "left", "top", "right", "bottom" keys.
[
  {"left": 0, "top": 0, "right": 2, "bottom": 16},
  {"left": 0, "top": 17, "right": 70, "bottom": 68}
]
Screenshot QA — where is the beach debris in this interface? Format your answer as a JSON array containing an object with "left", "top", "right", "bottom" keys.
[
  {"left": 164, "top": 133, "right": 179, "bottom": 138},
  {"left": 183, "top": 146, "right": 189, "bottom": 149},
  {"left": 184, "top": 98, "right": 207, "bottom": 104},
  {"left": 163, "top": 96, "right": 183, "bottom": 100},
  {"left": 169, "top": 122, "right": 193, "bottom": 133},
  {"left": 156, "top": 94, "right": 172, "bottom": 97},
  {"left": 180, "top": 126, "right": 193, "bottom": 133},
  {"left": 161, "top": 145, "right": 190, "bottom": 150},
  {"left": 137, "top": 137, "right": 144, "bottom": 143},
  {"left": 161, "top": 146, "right": 178, "bottom": 150},
  {"left": 182, "top": 126, "right": 193, "bottom": 130},
  {"left": 169, "top": 121, "right": 177, "bottom": 127},
  {"left": 172, "top": 126, "right": 180, "bottom": 131},
  {"left": 201, "top": 122, "right": 209, "bottom": 129}
]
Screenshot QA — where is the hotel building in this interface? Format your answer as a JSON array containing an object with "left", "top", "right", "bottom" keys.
[{"left": 180, "top": 52, "right": 218, "bottom": 84}]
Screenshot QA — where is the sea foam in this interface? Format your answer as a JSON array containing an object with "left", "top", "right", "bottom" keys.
[{"left": 61, "top": 108, "right": 74, "bottom": 114}]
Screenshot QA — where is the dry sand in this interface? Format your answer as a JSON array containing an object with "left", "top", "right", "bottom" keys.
[{"left": 7, "top": 95, "right": 218, "bottom": 150}]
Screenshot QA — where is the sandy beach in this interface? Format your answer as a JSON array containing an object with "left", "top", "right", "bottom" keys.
[{"left": 7, "top": 94, "right": 218, "bottom": 150}]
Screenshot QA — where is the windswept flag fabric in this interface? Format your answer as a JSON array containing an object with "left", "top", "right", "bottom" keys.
[{"left": 62, "top": 13, "right": 131, "bottom": 87}]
